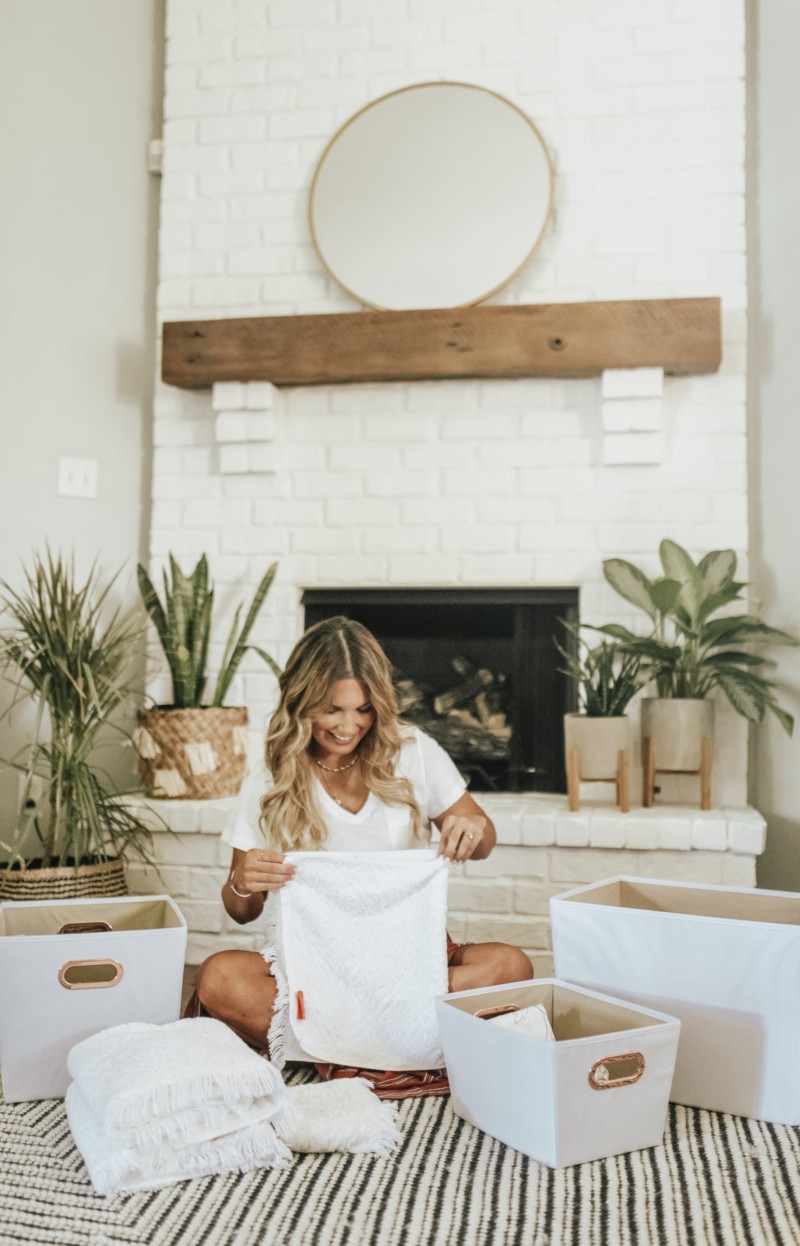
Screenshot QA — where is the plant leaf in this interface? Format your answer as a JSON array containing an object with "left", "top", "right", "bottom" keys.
[
  {"left": 697, "top": 549, "right": 737, "bottom": 596},
  {"left": 212, "top": 563, "right": 278, "bottom": 706},
  {"left": 649, "top": 578, "right": 682, "bottom": 616},
  {"left": 250, "top": 645, "right": 283, "bottom": 679},
  {"left": 659, "top": 539, "right": 697, "bottom": 581},
  {"left": 603, "top": 559, "right": 658, "bottom": 619},
  {"left": 714, "top": 669, "right": 766, "bottom": 723}
]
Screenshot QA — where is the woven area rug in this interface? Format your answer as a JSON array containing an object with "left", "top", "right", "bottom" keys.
[{"left": 2, "top": 1078, "right": 800, "bottom": 1246}]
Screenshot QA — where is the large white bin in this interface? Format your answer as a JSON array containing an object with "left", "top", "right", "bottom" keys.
[
  {"left": 551, "top": 875, "right": 800, "bottom": 1124},
  {"left": 0, "top": 894, "right": 186, "bottom": 1102},
  {"left": 436, "top": 978, "right": 680, "bottom": 1168}
]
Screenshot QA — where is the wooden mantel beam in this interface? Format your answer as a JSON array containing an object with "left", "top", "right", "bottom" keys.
[{"left": 161, "top": 297, "right": 721, "bottom": 389}]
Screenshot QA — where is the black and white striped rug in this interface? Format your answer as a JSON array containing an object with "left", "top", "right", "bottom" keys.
[{"left": 2, "top": 1083, "right": 800, "bottom": 1246}]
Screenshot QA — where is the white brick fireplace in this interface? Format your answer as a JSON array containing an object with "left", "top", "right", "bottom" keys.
[{"left": 137, "top": 0, "right": 760, "bottom": 965}]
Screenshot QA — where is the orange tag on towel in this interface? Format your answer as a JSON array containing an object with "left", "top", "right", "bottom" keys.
[{"left": 296, "top": 990, "right": 305, "bottom": 1020}]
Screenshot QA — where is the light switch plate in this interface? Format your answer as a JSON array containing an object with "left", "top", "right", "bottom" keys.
[{"left": 58, "top": 457, "right": 98, "bottom": 499}]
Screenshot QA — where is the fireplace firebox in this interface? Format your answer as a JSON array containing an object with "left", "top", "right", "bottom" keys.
[{"left": 302, "top": 588, "right": 578, "bottom": 793}]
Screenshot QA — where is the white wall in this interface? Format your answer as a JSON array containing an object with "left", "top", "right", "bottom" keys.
[
  {"left": 0, "top": 0, "right": 164, "bottom": 843},
  {"left": 750, "top": 0, "right": 800, "bottom": 889}
]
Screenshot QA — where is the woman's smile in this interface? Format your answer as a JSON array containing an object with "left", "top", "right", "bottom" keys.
[{"left": 310, "top": 678, "right": 376, "bottom": 765}]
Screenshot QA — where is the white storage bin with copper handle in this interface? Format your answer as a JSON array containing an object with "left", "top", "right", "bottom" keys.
[{"left": 0, "top": 894, "right": 186, "bottom": 1102}]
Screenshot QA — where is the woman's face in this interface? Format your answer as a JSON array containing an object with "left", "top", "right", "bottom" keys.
[{"left": 310, "top": 678, "right": 376, "bottom": 760}]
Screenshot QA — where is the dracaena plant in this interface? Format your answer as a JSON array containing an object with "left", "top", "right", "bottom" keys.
[
  {"left": 137, "top": 555, "right": 280, "bottom": 709},
  {"left": 0, "top": 550, "right": 156, "bottom": 868},
  {"left": 599, "top": 539, "right": 797, "bottom": 734},
  {"left": 556, "top": 620, "right": 644, "bottom": 717}
]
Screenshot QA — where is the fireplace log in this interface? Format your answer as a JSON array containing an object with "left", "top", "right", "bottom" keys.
[{"left": 434, "top": 669, "right": 495, "bottom": 716}]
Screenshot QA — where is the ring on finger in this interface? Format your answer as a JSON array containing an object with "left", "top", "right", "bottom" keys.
[{"left": 467, "top": 833, "right": 474, "bottom": 840}]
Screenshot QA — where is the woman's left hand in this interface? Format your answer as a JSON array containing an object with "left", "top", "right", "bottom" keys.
[{"left": 438, "top": 814, "right": 486, "bottom": 862}]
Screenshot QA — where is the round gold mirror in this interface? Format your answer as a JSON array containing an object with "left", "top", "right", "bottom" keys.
[{"left": 309, "top": 82, "right": 554, "bottom": 311}]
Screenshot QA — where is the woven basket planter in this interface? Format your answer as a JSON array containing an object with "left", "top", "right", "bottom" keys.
[
  {"left": 135, "top": 706, "right": 249, "bottom": 800},
  {"left": 0, "top": 856, "right": 128, "bottom": 902}
]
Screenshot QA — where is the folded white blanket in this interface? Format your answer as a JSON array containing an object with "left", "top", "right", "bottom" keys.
[
  {"left": 264, "top": 849, "right": 449, "bottom": 1071},
  {"left": 66, "top": 1018, "right": 285, "bottom": 1146},
  {"left": 66, "top": 1018, "right": 402, "bottom": 1196},
  {"left": 66, "top": 1082, "right": 290, "bottom": 1196}
]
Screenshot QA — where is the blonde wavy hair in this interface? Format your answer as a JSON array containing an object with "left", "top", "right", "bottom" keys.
[{"left": 259, "top": 616, "right": 422, "bottom": 851}]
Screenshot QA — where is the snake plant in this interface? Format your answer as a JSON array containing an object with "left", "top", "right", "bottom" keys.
[
  {"left": 137, "top": 555, "right": 280, "bottom": 709},
  {"left": 599, "top": 539, "right": 797, "bottom": 734}
]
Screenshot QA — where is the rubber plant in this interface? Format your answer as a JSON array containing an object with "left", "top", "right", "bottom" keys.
[
  {"left": 135, "top": 555, "right": 279, "bottom": 799},
  {"left": 599, "top": 539, "right": 797, "bottom": 734}
]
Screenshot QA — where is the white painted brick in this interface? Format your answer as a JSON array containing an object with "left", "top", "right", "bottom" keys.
[
  {"left": 555, "top": 814, "right": 591, "bottom": 848},
  {"left": 314, "top": 555, "right": 388, "bottom": 583},
  {"left": 363, "top": 527, "right": 437, "bottom": 555},
  {"left": 386, "top": 555, "right": 458, "bottom": 584},
  {"left": 603, "top": 432, "right": 663, "bottom": 466},
  {"left": 637, "top": 852, "right": 725, "bottom": 883},
  {"left": 521, "top": 811, "right": 556, "bottom": 846},
  {"left": 549, "top": 848, "right": 641, "bottom": 885},
  {"left": 294, "top": 473, "right": 362, "bottom": 499},
  {"left": 491, "top": 812, "right": 522, "bottom": 846},
  {"left": 654, "top": 818, "right": 693, "bottom": 851},
  {"left": 441, "top": 525, "right": 515, "bottom": 555},
  {"left": 513, "top": 881, "right": 566, "bottom": 916},
  {"left": 178, "top": 900, "right": 224, "bottom": 934},
  {"left": 219, "top": 443, "right": 273, "bottom": 474},
  {"left": 326, "top": 498, "right": 400, "bottom": 526},
  {"left": 721, "top": 855, "right": 757, "bottom": 887},
  {"left": 726, "top": 815, "right": 767, "bottom": 855},
  {"left": 126, "top": 864, "right": 190, "bottom": 896},
  {"left": 448, "top": 880, "right": 512, "bottom": 914},
  {"left": 588, "top": 813, "right": 627, "bottom": 849},
  {"left": 465, "top": 915, "right": 551, "bottom": 951},
  {"left": 602, "top": 398, "right": 663, "bottom": 433},
  {"left": 215, "top": 413, "right": 248, "bottom": 443},
  {"left": 691, "top": 814, "right": 729, "bottom": 851},
  {"left": 623, "top": 816, "right": 659, "bottom": 850}
]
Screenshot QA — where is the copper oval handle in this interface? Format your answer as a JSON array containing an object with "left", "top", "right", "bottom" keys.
[
  {"left": 58, "top": 959, "right": 124, "bottom": 990},
  {"left": 58, "top": 921, "right": 112, "bottom": 935},
  {"left": 588, "top": 1052, "right": 645, "bottom": 1090}
]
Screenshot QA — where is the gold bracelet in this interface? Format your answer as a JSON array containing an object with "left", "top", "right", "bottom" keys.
[{"left": 228, "top": 875, "right": 252, "bottom": 899}]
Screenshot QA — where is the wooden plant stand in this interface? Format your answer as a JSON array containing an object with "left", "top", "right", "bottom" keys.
[
  {"left": 642, "top": 737, "right": 713, "bottom": 811},
  {"left": 567, "top": 747, "right": 630, "bottom": 814}
]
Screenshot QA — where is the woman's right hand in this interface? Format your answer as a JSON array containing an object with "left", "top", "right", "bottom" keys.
[{"left": 233, "top": 848, "right": 297, "bottom": 895}]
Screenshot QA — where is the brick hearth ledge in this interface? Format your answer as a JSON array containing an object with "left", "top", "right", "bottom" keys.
[{"left": 123, "top": 795, "right": 766, "bottom": 973}]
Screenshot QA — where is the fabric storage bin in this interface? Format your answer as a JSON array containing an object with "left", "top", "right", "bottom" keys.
[
  {"left": 435, "top": 978, "right": 680, "bottom": 1168},
  {"left": 0, "top": 894, "right": 186, "bottom": 1102},
  {"left": 550, "top": 875, "right": 800, "bottom": 1124}
]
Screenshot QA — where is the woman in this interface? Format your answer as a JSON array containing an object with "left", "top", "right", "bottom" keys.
[{"left": 195, "top": 616, "right": 533, "bottom": 1089}]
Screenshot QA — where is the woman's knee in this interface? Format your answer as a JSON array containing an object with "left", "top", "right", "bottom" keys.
[
  {"left": 489, "top": 943, "right": 534, "bottom": 985},
  {"left": 195, "top": 950, "right": 262, "bottom": 1013}
]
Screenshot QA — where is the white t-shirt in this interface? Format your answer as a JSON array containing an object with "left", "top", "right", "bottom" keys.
[{"left": 221, "top": 727, "right": 466, "bottom": 855}]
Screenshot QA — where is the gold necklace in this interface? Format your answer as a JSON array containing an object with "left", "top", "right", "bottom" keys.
[
  {"left": 313, "top": 755, "right": 360, "bottom": 773},
  {"left": 315, "top": 757, "right": 359, "bottom": 808}
]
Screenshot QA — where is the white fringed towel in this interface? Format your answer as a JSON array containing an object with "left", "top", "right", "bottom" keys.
[
  {"left": 65, "top": 1081, "right": 291, "bottom": 1196},
  {"left": 66, "top": 1018, "right": 286, "bottom": 1145},
  {"left": 265, "top": 849, "right": 449, "bottom": 1071},
  {"left": 66, "top": 1018, "right": 402, "bottom": 1196}
]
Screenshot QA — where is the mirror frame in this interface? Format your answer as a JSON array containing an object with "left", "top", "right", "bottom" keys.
[{"left": 308, "top": 81, "right": 555, "bottom": 311}]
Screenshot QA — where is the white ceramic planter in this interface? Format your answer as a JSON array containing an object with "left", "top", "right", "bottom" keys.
[
  {"left": 563, "top": 714, "right": 630, "bottom": 781},
  {"left": 640, "top": 698, "right": 714, "bottom": 772}
]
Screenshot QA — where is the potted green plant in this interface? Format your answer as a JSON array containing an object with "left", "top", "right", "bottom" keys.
[
  {"left": 557, "top": 621, "right": 643, "bottom": 812},
  {"left": 0, "top": 550, "right": 156, "bottom": 901},
  {"left": 136, "top": 554, "right": 279, "bottom": 800},
  {"left": 599, "top": 539, "right": 797, "bottom": 805}
]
